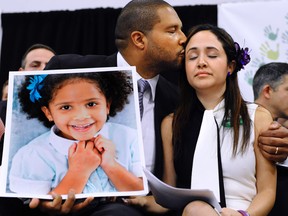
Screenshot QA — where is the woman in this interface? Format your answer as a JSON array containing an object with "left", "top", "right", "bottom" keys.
[{"left": 161, "top": 24, "right": 276, "bottom": 216}]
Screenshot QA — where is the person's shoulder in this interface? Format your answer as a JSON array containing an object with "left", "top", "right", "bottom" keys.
[
  {"left": 106, "top": 122, "right": 136, "bottom": 133},
  {"left": 158, "top": 75, "right": 178, "bottom": 89},
  {"left": 45, "top": 53, "right": 117, "bottom": 70},
  {"left": 161, "top": 113, "right": 174, "bottom": 128},
  {"left": 157, "top": 76, "right": 179, "bottom": 95},
  {"left": 255, "top": 104, "right": 272, "bottom": 118},
  {"left": 13, "top": 131, "right": 51, "bottom": 159},
  {"left": 254, "top": 104, "right": 273, "bottom": 132},
  {"left": 0, "top": 100, "right": 7, "bottom": 108},
  {"left": 21, "top": 131, "right": 51, "bottom": 149}
]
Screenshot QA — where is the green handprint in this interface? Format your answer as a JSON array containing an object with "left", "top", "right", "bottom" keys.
[
  {"left": 244, "top": 70, "right": 254, "bottom": 86},
  {"left": 264, "top": 25, "right": 279, "bottom": 41},
  {"left": 260, "top": 42, "right": 279, "bottom": 60}
]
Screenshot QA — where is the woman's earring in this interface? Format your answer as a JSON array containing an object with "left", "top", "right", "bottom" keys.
[{"left": 227, "top": 72, "right": 231, "bottom": 76}]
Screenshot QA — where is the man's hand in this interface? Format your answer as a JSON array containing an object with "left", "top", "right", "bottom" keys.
[
  {"left": 258, "top": 121, "right": 288, "bottom": 163},
  {"left": 29, "top": 189, "right": 94, "bottom": 215}
]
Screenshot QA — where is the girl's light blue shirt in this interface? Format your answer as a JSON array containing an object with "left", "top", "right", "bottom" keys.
[{"left": 9, "top": 122, "right": 142, "bottom": 194}]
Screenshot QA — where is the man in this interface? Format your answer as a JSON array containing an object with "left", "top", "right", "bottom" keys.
[
  {"left": 0, "top": 43, "right": 56, "bottom": 216},
  {"left": 253, "top": 62, "right": 288, "bottom": 216},
  {"left": 27, "top": 0, "right": 186, "bottom": 215},
  {"left": 19, "top": 43, "right": 56, "bottom": 71},
  {"left": 0, "top": 44, "right": 56, "bottom": 126}
]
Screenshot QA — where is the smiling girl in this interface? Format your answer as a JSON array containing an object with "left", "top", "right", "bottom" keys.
[{"left": 9, "top": 71, "right": 143, "bottom": 195}]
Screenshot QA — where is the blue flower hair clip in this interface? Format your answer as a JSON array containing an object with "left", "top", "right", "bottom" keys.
[
  {"left": 26, "top": 74, "right": 47, "bottom": 103},
  {"left": 234, "top": 42, "right": 251, "bottom": 72}
]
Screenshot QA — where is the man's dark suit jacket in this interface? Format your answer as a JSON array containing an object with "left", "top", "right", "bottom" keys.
[{"left": 45, "top": 53, "right": 180, "bottom": 180}]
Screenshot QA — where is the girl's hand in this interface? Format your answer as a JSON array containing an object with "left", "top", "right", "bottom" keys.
[
  {"left": 94, "top": 134, "right": 116, "bottom": 168},
  {"left": 68, "top": 140, "right": 101, "bottom": 178}
]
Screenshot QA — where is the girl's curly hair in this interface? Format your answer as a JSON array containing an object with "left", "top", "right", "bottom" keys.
[{"left": 18, "top": 71, "right": 133, "bottom": 128}]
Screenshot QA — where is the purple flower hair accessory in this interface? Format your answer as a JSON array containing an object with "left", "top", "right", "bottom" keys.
[
  {"left": 234, "top": 42, "right": 251, "bottom": 72},
  {"left": 26, "top": 74, "right": 47, "bottom": 103}
]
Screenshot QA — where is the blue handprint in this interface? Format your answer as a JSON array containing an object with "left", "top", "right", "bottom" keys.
[
  {"left": 264, "top": 25, "right": 279, "bottom": 41},
  {"left": 260, "top": 42, "right": 279, "bottom": 60},
  {"left": 282, "top": 31, "right": 288, "bottom": 44},
  {"left": 251, "top": 57, "right": 266, "bottom": 68}
]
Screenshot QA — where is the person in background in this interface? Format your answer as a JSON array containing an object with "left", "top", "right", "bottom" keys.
[
  {"left": 0, "top": 43, "right": 56, "bottom": 216},
  {"left": 1, "top": 80, "right": 8, "bottom": 101},
  {"left": 0, "top": 118, "right": 5, "bottom": 163},
  {"left": 34, "top": 0, "right": 186, "bottom": 215},
  {"left": 0, "top": 80, "right": 8, "bottom": 124},
  {"left": 253, "top": 62, "right": 288, "bottom": 216},
  {"left": 19, "top": 43, "right": 56, "bottom": 71},
  {"left": 0, "top": 44, "right": 56, "bottom": 126}
]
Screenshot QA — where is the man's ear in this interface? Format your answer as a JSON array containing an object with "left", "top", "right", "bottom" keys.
[
  {"left": 262, "top": 84, "right": 272, "bottom": 99},
  {"left": 130, "top": 31, "right": 146, "bottom": 50},
  {"left": 41, "top": 106, "right": 53, "bottom": 121}
]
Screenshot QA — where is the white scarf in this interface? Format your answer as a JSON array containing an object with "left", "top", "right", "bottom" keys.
[{"left": 190, "top": 100, "right": 225, "bottom": 202}]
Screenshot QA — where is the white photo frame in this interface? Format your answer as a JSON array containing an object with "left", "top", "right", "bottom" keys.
[{"left": 0, "top": 66, "right": 148, "bottom": 199}]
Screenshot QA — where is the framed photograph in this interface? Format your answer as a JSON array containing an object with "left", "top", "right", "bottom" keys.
[{"left": 0, "top": 66, "right": 148, "bottom": 199}]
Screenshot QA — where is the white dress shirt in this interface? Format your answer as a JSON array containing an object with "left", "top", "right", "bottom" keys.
[{"left": 117, "top": 52, "right": 159, "bottom": 172}]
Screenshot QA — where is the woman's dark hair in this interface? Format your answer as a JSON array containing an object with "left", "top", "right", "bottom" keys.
[
  {"left": 173, "top": 24, "right": 251, "bottom": 157},
  {"left": 18, "top": 71, "right": 133, "bottom": 128}
]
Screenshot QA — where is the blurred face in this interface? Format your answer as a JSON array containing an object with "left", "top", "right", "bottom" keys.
[
  {"left": 269, "top": 75, "right": 288, "bottom": 119},
  {"left": 185, "top": 30, "right": 234, "bottom": 95},
  {"left": 41, "top": 80, "right": 110, "bottom": 141},
  {"left": 20, "top": 48, "right": 55, "bottom": 71},
  {"left": 145, "top": 6, "right": 186, "bottom": 74},
  {"left": 2, "top": 84, "right": 8, "bottom": 101}
]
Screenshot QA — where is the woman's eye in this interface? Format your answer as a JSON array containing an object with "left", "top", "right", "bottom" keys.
[
  {"left": 208, "top": 55, "right": 217, "bottom": 58},
  {"left": 188, "top": 55, "right": 197, "bottom": 60}
]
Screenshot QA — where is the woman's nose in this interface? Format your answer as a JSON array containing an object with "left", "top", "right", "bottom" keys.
[{"left": 197, "top": 57, "right": 207, "bottom": 68}]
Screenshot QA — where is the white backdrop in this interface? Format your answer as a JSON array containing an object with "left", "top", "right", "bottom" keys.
[
  {"left": 218, "top": 0, "right": 288, "bottom": 102},
  {"left": 0, "top": 0, "right": 271, "bottom": 13}
]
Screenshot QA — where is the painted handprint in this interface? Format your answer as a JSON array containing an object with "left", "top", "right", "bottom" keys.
[
  {"left": 260, "top": 42, "right": 279, "bottom": 60},
  {"left": 251, "top": 57, "right": 266, "bottom": 68},
  {"left": 244, "top": 70, "right": 255, "bottom": 86},
  {"left": 282, "top": 31, "right": 288, "bottom": 44},
  {"left": 264, "top": 25, "right": 279, "bottom": 41}
]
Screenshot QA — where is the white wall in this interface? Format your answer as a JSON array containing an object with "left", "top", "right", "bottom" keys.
[{"left": 0, "top": 0, "right": 273, "bottom": 13}]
